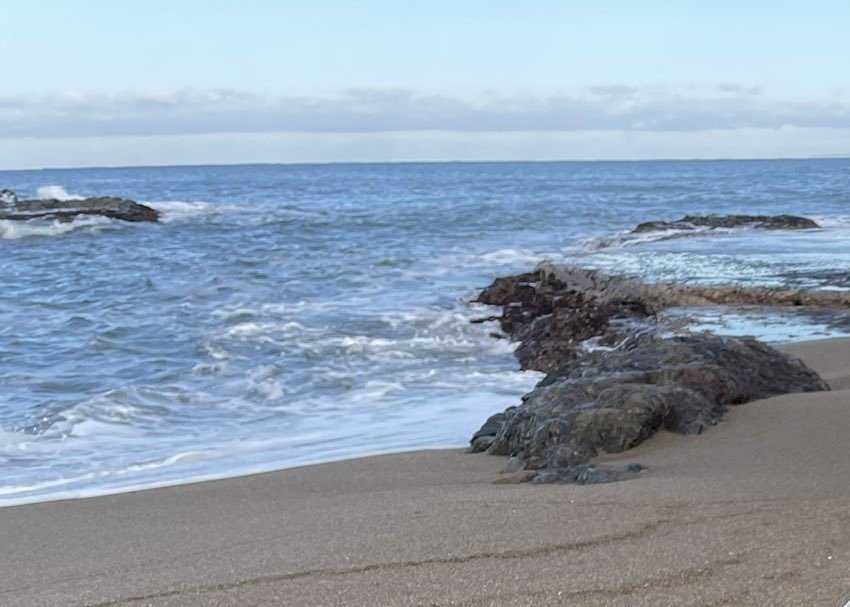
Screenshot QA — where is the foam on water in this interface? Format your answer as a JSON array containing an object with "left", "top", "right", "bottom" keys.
[
  {"left": 36, "top": 185, "right": 85, "bottom": 201},
  {"left": 148, "top": 200, "right": 225, "bottom": 223},
  {"left": 809, "top": 214, "right": 850, "bottom": 228},
  {"left": 584, "top": 225, "right": 720, "bottom": 250},
  {"left": 0, "top": 215, "right": 114, "bottom": 239},
  {"left": 477, "top": 248, "right": 550, "bottom": 265}
]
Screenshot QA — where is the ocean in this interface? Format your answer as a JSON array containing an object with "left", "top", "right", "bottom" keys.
[{"left": 1, "top": 159, "right": 849, "bottom": 506}]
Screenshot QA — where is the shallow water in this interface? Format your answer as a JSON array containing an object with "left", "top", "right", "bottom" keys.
[{"left": 1, "top": 160, "right": 849, "bottom": 505}]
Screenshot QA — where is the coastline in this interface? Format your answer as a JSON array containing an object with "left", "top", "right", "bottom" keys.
[{"left": 1, "top": 337, "right": 849, "bottom": 606}]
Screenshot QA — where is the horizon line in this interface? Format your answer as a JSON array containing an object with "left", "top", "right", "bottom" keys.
[{"left": 2, "top": 155, "right": 849, "bottom": 173}]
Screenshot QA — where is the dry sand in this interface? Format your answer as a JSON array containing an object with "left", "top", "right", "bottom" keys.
[{"left": 1, "top": 338, "right": 849, "bottom": 606}]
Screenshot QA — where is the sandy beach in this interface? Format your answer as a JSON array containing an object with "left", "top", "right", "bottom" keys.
[{"left": 1, "top": 337, "right": 849, "bottom": 607}]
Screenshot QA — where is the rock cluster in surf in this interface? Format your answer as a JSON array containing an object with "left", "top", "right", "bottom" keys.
[
  {"left": 470, "top": 263, "right": 834, "bottom": 483},
  {"left": 590, "top": 213, "right": 821, "bottom": 249},
  {"left": 632, "top": 214, "right": 820, "bottom": 233},
  {"left": 475, "top": 262, "right": 850, "bottom": 373},
  {"left": 0, "top": 190, "right": 160, "bottom": 223}
]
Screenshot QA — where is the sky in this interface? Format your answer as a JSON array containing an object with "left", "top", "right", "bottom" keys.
[{"left": 2, "top": 0, "right": 850, "bottom": 168}]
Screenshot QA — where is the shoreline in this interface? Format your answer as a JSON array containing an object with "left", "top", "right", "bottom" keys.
[
  {"left": 2, "top": 335, "right": 847, "bottom": 510},
  {"left": 1, "top": 336, "right": 849, "bottom": 605}
]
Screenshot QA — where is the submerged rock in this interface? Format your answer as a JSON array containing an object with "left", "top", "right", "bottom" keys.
[
  {"left": 0, "top": 191, "right": 159, "bottom": 223},
  {"left": 633, "top": 214, "right": 820, "bottom": 233},
  {"left": 472, "top": 334, "right": 828, "bottom": 482}
]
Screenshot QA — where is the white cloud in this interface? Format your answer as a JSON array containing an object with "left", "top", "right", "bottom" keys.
[
  {"left": 1, "top": 127, "right": 849, "bottom": 170},
  {"left": 2, "top": 87, "right": 850, "bottom": 139}
]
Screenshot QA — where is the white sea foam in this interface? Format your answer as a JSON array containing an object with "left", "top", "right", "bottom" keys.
[
  {"left": 809, "top": 214, "right": 850, "bottom": 228},
  {"left": 0, "top": 215, "right": 113, "bottom": 240},
  {"left": 203, "top": 342, "right": 236, "bottom": 361},
  {"left": 0, "top": 428, "right": 29, "bottom": 452},
  {"left": 148, "top": 200, "right": 219, "bottom": 223},
  {"left": 478, "top": 248, "right": 548, "bottom": 265},
  {"left": 349, "top": 380, "right": 406, "bottom": 402},
  {"left": 36, "top": 185, "right": 85, "bottom": 201},
  {"left": 222, "top": 321, "right": 306, "bottom": 339},
  {"left": 584, "top": 226, "right": 719, "bottom": 250},
  {"left": 148, "top": 200, "right": 257, "bottom": 223}
]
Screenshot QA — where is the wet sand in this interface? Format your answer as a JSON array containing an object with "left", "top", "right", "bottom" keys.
[{"left": 1, "top": 338, "right": 849, "bottom": 606}]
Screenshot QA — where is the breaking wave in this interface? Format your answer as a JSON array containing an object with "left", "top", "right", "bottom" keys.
[
  {"left": 36, "top": 185, "right": 85, "bottom": 201},
  {"left": 586, "top": 225, "right": 725, "bottom": 250},
  {"left": 0, "top": 215, "right": 113, "bottom": 239}
]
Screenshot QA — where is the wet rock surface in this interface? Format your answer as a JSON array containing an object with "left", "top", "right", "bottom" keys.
[
  {"left": 475, "top": 269, "right": 652, "bottom": 372},
  {"left": 475, "top": 263, "right": 850, "bottom": 373},
  {"left": 475, "top": 334, "right": 827, "bottom": 477},
  {"left": 471, "top": 263, "right": 835, "bottom": 483},
  {"left": 632, "top": 214, "right": 820, "bottom": 233},
  {"left": 0, "top": 191, "right": 159, "bottom": 223}
]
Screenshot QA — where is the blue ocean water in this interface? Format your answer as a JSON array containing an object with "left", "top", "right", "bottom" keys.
[{"left": 1, "top": 159, "right": 849, "bottom": 505}]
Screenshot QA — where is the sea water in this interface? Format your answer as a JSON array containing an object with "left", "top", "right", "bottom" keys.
[{"left": 1, "top": 160, "right": 849, "bottom": 505}]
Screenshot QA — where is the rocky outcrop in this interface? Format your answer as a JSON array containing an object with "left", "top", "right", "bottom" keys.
[
  {"left": 633, "top": 214, "right": 820, "bottom": 233},
  {"left": 0, "top": 191, "right": 159, "bottom": 223},
  {"left": 471, "top": 263, "right": 837, "bottom": 483},
  {"left": 475, "top": 271, "right": 651, "bottom": 372},
  {"left": 470, "top": 333, "right": 828, "bottom": 482},
  {"left": 476, "top": 263, "right": 850, "bottom": 372}
]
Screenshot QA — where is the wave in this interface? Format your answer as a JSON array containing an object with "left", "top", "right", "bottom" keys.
[
  {"left": 477, "top": 248, "right": 550, "bottom": 265},
  {"left": 0, "top": 448, "right": 218, "bottom": 501},
  {"left": 0, "top": 215, "right": 114, "bottom": 240},
  {"left": 585, "top": 225, "right": 722, "bottom": 250},
  {"left": 809, "top": 214, "right": 850, "bottom": 228},
  {"left": 147, "top": 200, "right": 222, "bottom": 223},
  {"left": 36, "top": 185, "right": 85, "bottom": 201},
  {"left": 147, "top": 200, "right": 266, "bottom": 224}
]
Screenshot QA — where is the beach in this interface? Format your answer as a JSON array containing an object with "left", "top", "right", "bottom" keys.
[{"left": 1, "top": 337, "right": 848, "bottom": 606}]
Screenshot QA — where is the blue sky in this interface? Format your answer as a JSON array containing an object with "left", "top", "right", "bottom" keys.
[{"left": 2, "top": 1, "right": 850, "bottom": 167}]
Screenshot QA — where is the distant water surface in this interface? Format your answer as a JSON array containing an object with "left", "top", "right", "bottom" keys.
[{"left": 1, "top": 160, "right": 849, "bottom": 505}]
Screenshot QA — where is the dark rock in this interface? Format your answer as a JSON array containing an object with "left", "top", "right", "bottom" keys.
[
  {"left": 633, "top": 214, "right": 820, "bottom": 233},
  {"left": 468, "top": 436, "right": 495, "bottom": 453},
  {"left": 467, "top": 411, "right": 507, "bottom": 453},
  {"left": 474, "top": 264, "right": 850, "bottom": 375},
  {"left": 530, "top": 463, "right": 647, "bottom": 485},
  {"left": 471, "top": 262, "right": 843, "bottom": 484},
  {"left": 476, "top": 267, "right": 653, "bottom": 372},
  {"left": 473, "top": 333, "right": 828, "bottom": 479},
  {"left": 0, "top": 195, "right": 159, "bottom": 223},
  {"left": 502, "top": 456, "right": 526, "bottom": 474}
]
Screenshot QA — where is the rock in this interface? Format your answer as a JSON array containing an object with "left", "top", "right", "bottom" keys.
[
  {"left": 471, "top": 263, "right": 843, "bottom": 483},
  {"left": 475, "top": 263, "right": 850, "bottom": 373},
  {"left": 476, "top": 268, "right": 652, "bottom": 372},
  {"left": 633, "top": 214, "right": 820, "bottom": 233},
  {"left": 502, "top": 456, "right": 526, "bottom": 474},
  {"left": 0, "top": 195, "right": 159, "bottom": 223},
  {"left": 531, "top": 463, "right": 646, "bottom": 485},
  {"left": 472, "top": 334, "right": 828, "bottom": 482},
  {"left": 467, "top": 412, "right": 508, "bottom": 453}
]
